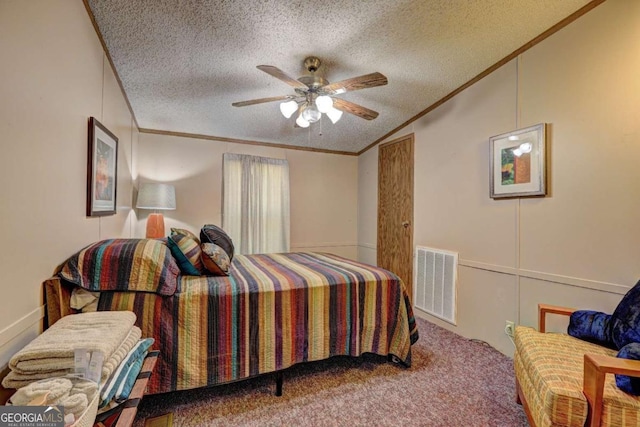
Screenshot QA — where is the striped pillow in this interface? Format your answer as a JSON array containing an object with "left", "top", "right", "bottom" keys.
[
  {"left": 170, "top": 228, "right": 200, "bottom": 244},
  {"left": 167, "top": 234, "right": 204, "bottom": 275},
  {"left": 58, "top": 239, "right": 180, "bottom": 295}
]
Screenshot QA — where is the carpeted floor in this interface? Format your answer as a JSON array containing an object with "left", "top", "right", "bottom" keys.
[{"left": 134, "top": 317, "right": 528, "bottom": 427}]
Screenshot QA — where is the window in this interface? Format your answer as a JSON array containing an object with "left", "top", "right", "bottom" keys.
[{"left": 222, "top": 153, "right": 290, "bottom": 254}]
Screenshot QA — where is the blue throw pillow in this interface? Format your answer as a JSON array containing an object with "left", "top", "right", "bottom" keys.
[
  {"left": 616, "top": 342, "right": 640, "bottom": 395},
  {"left": 610, "top": 279, "right": 640, "bottom": 349},
  {"left": 567, "top": 310, "right": 614, "bottom": 349}
]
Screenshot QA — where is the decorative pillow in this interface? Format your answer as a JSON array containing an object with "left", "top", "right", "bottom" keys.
[
  {"left": 58, "top": 239, "right": 180, "bottom": 295},
  {"left": 567, "top": 310, "right": 614, "bottom": 348},
  {"left": 610, "top": 279, "right": 640, "bottom": 349},
  {"left": 200, "top": 224, "right": 235, "bottom": 261},
  {"left": 170, "top": 228, "right": 200, "bottom": 244},
  {"left": 167, "top": 234, "right": 203, "bottom": 276},
  {"left": 201, "top": 243, "right": 231, "bottom": 276},
  {"left": 616, "top": 342, "right": 640, "bottom": 395}
]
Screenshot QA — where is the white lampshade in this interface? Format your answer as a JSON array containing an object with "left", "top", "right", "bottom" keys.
[
  {"left": 315, "top": 95, "right": 333, "bottom": 113},
  {"left": 296, "top": 114, "right": 310, "bottom": 128},
  {"left": 326, "top": 107, "right": 343, "bottom": 124},
  {"left": 279, "top": 100, "right": 298, "bottom": 118},
  {"left": 136, "top": 183, "right": 176, "bottom": 210}
]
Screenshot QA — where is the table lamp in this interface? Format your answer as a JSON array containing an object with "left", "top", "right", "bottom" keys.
[{"left": 136, "top": 183, "right": 176, "bottom": 238}]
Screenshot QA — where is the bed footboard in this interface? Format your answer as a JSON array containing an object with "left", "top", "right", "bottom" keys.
[{"left": 43, "top": 277, "right": 76, "bottom": 328}]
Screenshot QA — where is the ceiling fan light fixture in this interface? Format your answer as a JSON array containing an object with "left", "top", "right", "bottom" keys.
[
  {"left": 279, "top": 100, "right": 298, "bottom": 118},
  {"left": 233, "top": 57, "right": 387, "bottom": 128},
  {"left": 315, "top": 95, "right": 333, "bottom": 113},
  {"left": 296, "top": 114, "right": 310, "bottom": 128},
  {"left": 301, "top": 104, "right": 321, "bottom": 123},
  {"left": 326, "top": 107, "right": 343, "bottom": 124}
]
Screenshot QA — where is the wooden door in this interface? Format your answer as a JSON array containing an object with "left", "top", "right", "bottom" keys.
[{"left": 377, "top": 134, "right": 414, "bottom": 300}]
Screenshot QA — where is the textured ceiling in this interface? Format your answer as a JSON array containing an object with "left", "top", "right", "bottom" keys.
[{"left": 86, "top": 0, "right": 594, "bottom": 154}]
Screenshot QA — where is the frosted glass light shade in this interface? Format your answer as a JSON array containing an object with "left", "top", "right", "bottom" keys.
[
  {"left": 279, "top": 100, "right": 298, "bottom": 118},
  {"left": 326, "top": 107, "right": 343, "bottom": 124},
  {"left": 296, "top": 115, "right": 310, "bottom": 128},
  {"left": 301, "top": 105, "right": 321, "bottom": 123},
  {"left": 315, "top": 95, "right": 333, "bottom": 113},
  {"left": 136, "top": 183, "right": 176, "bottom": 210}
]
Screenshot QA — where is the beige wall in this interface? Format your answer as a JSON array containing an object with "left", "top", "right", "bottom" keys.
[
  {"left": 0, "top": 1, "right": 138, "bottom": 365},
  {"left": 358, "top": 0, "right": 640, "bottom": 355},
  {"left": 136, "top": 133, "right": 358, "bottom": 259}
]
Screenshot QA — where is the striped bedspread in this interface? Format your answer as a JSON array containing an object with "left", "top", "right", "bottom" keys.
[{"left": 97, "top": 252, "right": 419, "bottom": 394}]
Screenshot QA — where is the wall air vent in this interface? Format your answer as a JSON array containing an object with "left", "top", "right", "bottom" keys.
[{"left": 414, "top": 246, "right": 458, "bottom": 325}]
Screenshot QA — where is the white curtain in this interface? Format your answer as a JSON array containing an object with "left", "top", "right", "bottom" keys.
[{"left": 222, "top": 153, "right": 290, "bottom": 254}]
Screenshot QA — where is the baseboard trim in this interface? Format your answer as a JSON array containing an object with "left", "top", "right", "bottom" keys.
[{"left": 0, "top": 306, "right": 45, "bottom": 349}]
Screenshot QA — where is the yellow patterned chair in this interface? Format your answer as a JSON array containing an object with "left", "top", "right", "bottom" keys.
[{"left": 514, "top": 304, "right": 640, "bottom": 427}]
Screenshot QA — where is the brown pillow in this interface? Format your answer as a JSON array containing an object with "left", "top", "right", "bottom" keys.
[
  {"left": 200, "top": 224, "right": 234, "bottom": 261},
  {"left": 201, "top": 243, "right": 231, "bottom": 276}
]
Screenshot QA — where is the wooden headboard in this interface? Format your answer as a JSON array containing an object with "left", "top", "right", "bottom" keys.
[{"left": 43, "top": 276, "right": 78, "bottom": 328}]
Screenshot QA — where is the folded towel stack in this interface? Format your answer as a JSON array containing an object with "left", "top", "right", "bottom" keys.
[
  {"left": 2, "top": 311, "right": 155, "bottom": 426},
  {"left": 2, "top": 311, "right": 141, "bottom": 389},
  {"left": 98, "top": 337, "right": 154, "bottom": 411},
  {"left": 10, "top": 377, "right": 98, "bottom": 420}
]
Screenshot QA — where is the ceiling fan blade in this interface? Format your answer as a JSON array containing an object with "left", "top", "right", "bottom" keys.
[
  {"left": 320, "top": 72, "right": 388, "bottom": 95},
  {"left": 232, "top": 95, "right": 295, "bottom": 107},
  {"left": 257, "top": 65, "right": 309, "bottom": 91},
  {"left": 332, "top": 98, "right": 379, "bottom": 120}
]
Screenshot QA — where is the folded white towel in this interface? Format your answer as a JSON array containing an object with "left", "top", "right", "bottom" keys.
[
  {"left": 9, "top": 377, "right": 73, "bottom": 406},
  {"left": 2, "top": 327, "right": 142, "bottom": 390},
  {"left": 101, "top": 327, "right": 142, "bottom": 379},
  {"left": 8, "top": 312, "right": 136, "bottom": 375},
  {"left": 70, "top": 377, "right": 99, "bottom": 401},
  {"left": 59, "top": 392, "right": 88, "bottom": 418}
]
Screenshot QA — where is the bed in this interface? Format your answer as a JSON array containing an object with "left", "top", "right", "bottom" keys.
[{"left": 43, "top": 237, "right": 419, "bottom": 395}]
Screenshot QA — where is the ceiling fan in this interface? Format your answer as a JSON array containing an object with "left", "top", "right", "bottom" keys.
[{"left": 232, "top": 56, "right": 388, "bottom": 128}]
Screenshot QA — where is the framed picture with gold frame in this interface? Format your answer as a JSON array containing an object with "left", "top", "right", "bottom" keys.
[
  {"left": 489, "top": 123, "right": 547, "bottom": 199},
  {"left": 87, "top": 117, "right": 118, "bottom": 216}
]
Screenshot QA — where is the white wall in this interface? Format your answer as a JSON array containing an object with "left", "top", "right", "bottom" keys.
[
  {"left": 0, "top": 0, "right": 138, "bottom": 366},
  {"left": 358, "top": 0, "right": 640, "bottom": 355},
  {"left": 136, "top": 133, "right": 358, "bottom": 259}
]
